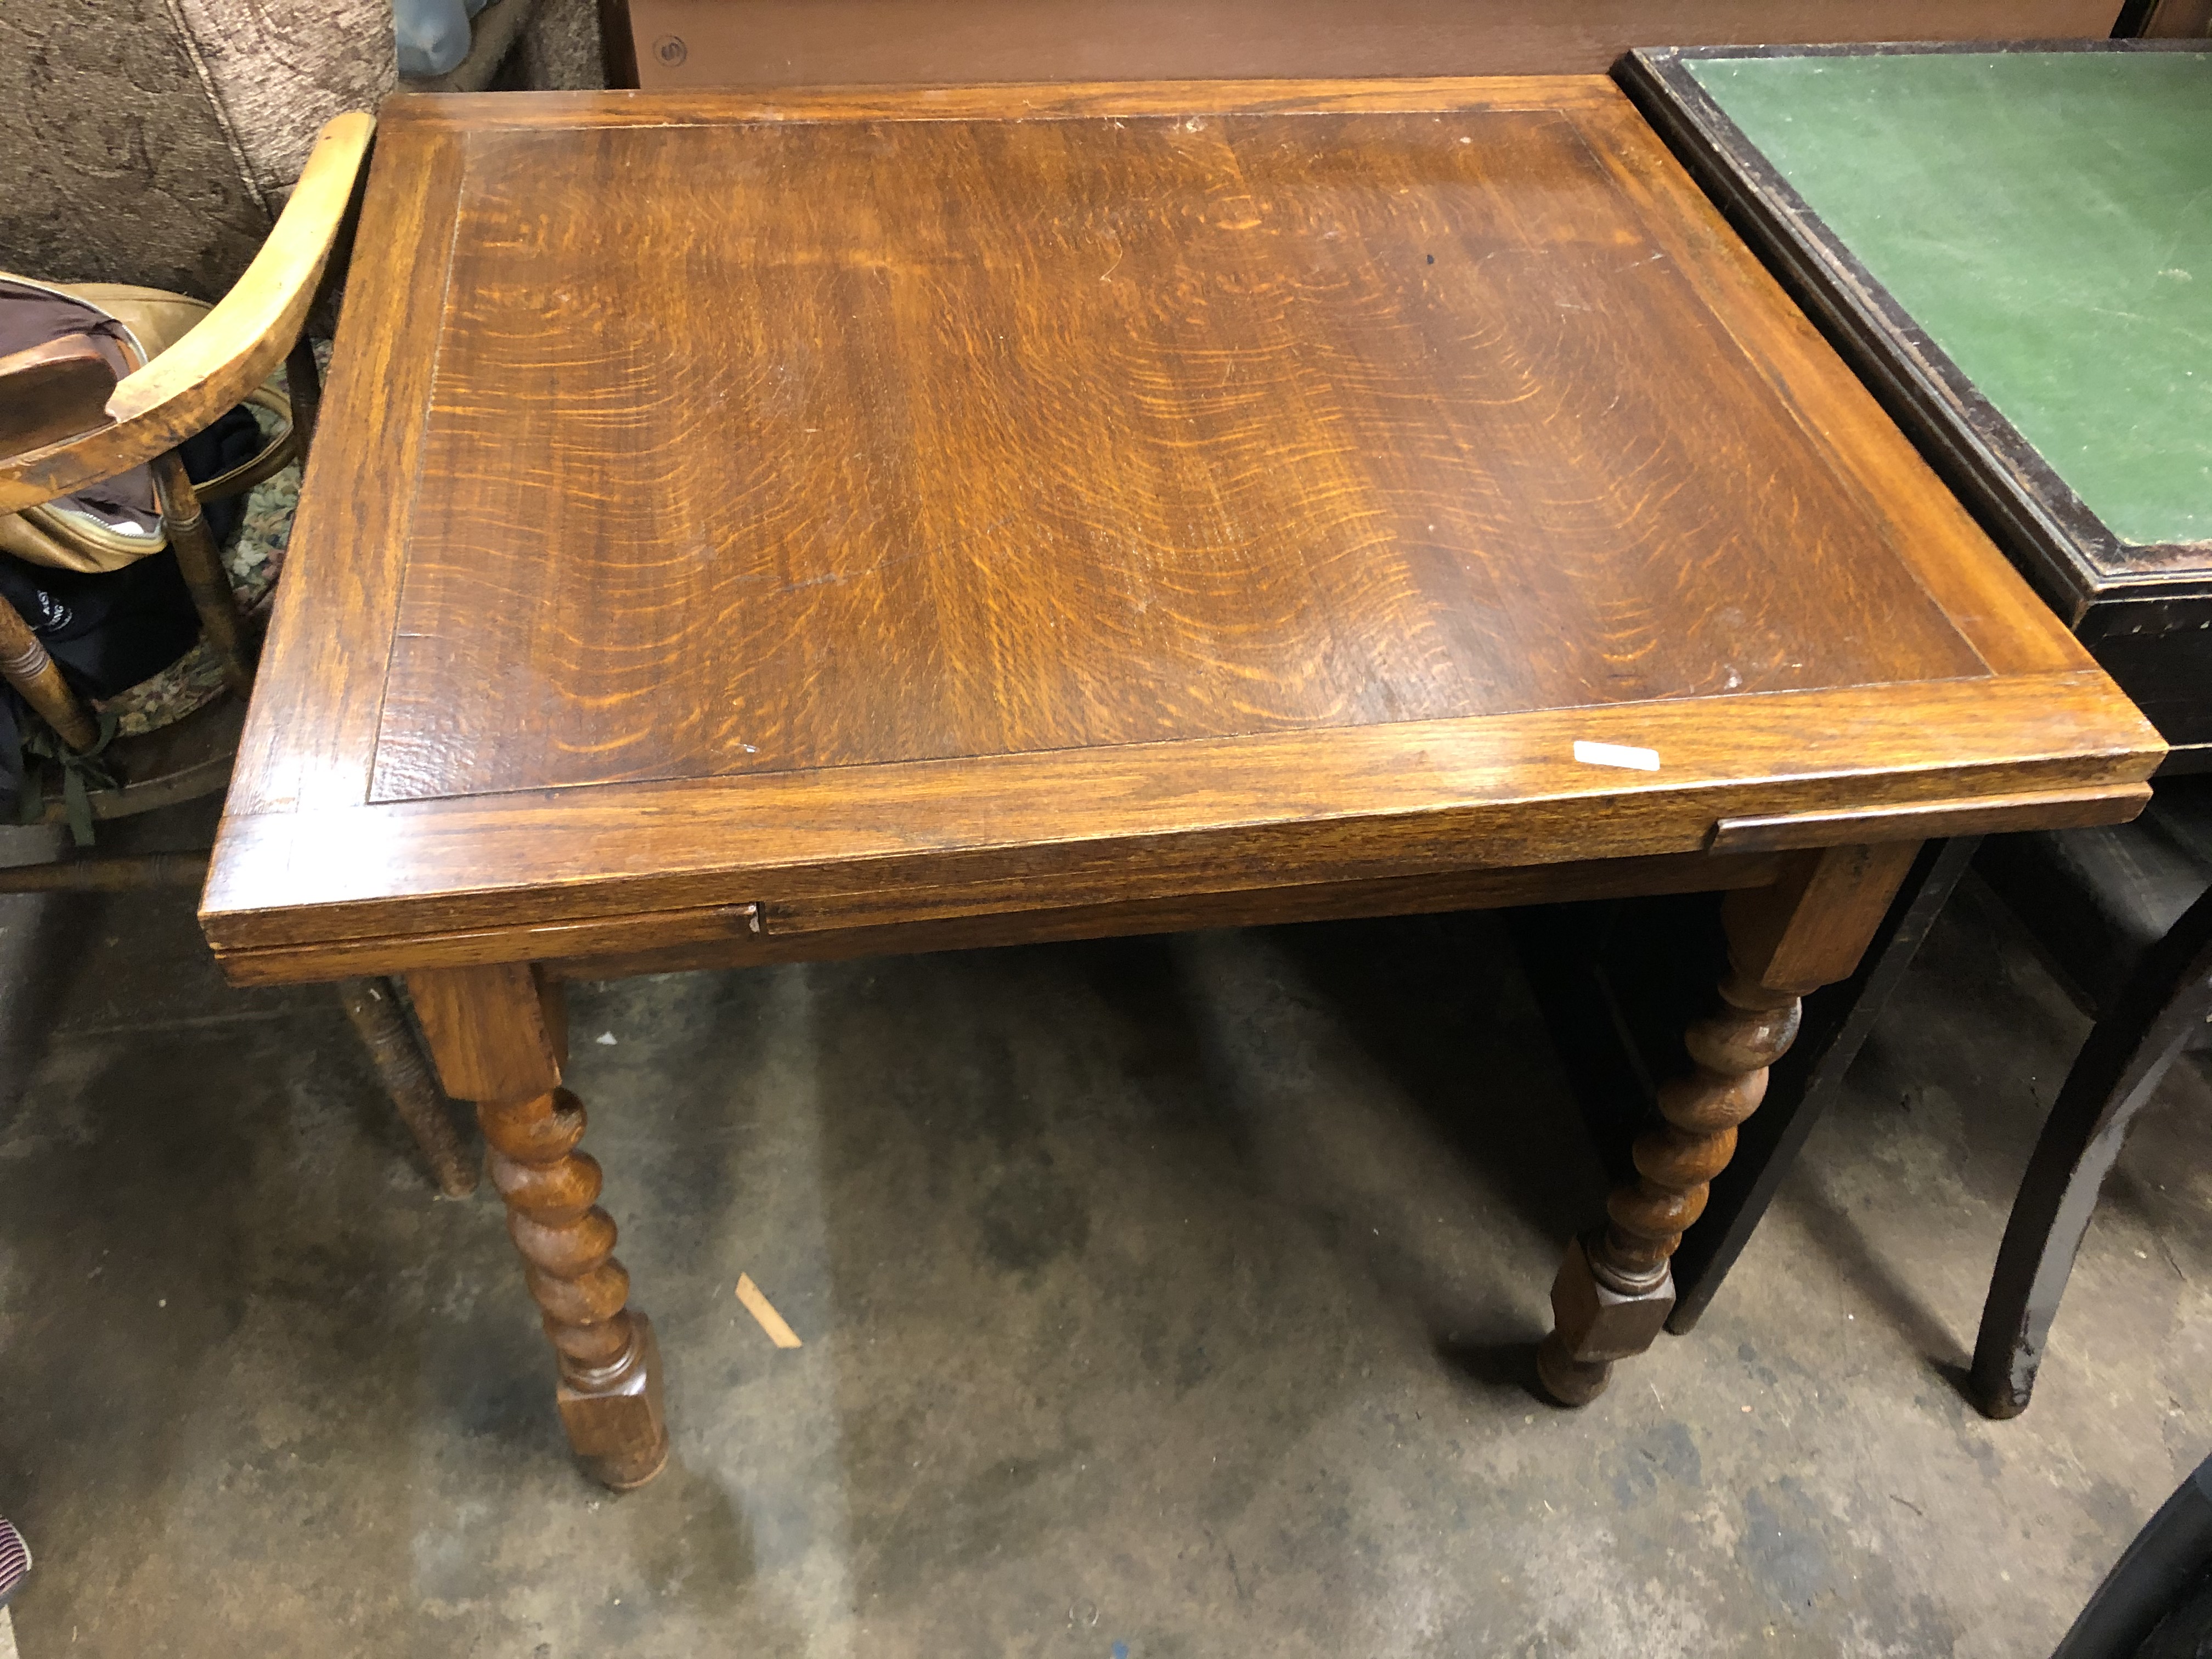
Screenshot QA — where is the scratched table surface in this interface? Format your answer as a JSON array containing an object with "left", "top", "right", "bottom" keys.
[{"left": 198, "top": 80, "right": 2159, "bottom": 981}]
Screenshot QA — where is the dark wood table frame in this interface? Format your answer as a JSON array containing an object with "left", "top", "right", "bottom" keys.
[{"left": 200, "top": 80, "right": 2161, "bottom": 1488}]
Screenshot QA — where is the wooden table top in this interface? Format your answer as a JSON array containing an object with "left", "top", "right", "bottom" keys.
[{"left": 200, "top": 78, "right": 2163, "bottom": 982}]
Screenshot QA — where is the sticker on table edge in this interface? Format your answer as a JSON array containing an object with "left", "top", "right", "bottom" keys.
[{"left": 1572, "top": 739, "right": 1662, "bottom": 771}]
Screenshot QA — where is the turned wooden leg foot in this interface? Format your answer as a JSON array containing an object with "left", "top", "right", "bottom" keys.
[
  {"left": 1537, "top": 1235, "right": 1677, "bottom": 1403},
  {"left": 1534, "top": 1333, "right": 1613, "bottom": 1405},
  {"left": 482, "top": 1086, "right": 670, "bottom": 1489},
  {"left": 1538, "top": 843, "right": 1918, "bottom": 1406},
  {"left": 1539, "top": 971, "right": 1796, "bottom": 1404},
  {"left": 560, "top": 1312, "right": 669, "bottom": 1489},
  {"left": 408, "top": 962, "right": 670, "bottom": 1489}
]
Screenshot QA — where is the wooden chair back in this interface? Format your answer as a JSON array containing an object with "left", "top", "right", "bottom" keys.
[{"left": 0, "top": 112, "right": 374, "bottom": 753}]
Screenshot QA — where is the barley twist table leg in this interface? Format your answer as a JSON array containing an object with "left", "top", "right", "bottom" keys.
[
  {"left": 482, "top": 1087, "right": 667, "bottom": 1488},
  {"left": 407, "top": 962, "right": 669, "bottom": 1488},
  {"left": 1536, "top": 842, "right": 1920, "bottom": 1405},
  {"left": 1537, "top": 966, "right": 1800, "bottom": 1403}
]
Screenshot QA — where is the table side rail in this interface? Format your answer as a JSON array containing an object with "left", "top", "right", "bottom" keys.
[
  {"left": 212, "top": 848, "right": 1787, "bottom": 984},
  {"left": 206, "top": 779, "right": 2152, "bottom": 984}
]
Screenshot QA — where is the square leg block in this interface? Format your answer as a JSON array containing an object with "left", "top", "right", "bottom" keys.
[
  {"left": 558, "top": 1313, "right": 669, "bottom": 1490},
  {"left": 1550, "top": 1237, "right": 1674, "bottom": 1364}
]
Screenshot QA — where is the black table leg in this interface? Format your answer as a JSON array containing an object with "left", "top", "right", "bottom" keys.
[{"left": 1969, "top": 883, "right": 2212, "bottom": 1418}]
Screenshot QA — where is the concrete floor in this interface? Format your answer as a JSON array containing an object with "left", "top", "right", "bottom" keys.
[{"left": 1, "top": 811, "right": 2207, "bottom": 1657}]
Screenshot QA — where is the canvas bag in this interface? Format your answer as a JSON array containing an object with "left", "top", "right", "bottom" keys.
[{"left": 0, "top": 274, "right": 293, "bottom": 573}]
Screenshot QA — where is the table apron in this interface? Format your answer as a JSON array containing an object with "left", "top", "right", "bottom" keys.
[{"left": 210, "top": 847, "right": 1795, "bottom": 986}]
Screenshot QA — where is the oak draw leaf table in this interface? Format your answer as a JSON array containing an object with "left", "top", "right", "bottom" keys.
[{"left": 198, "top": 81, "right": 2164, "bottom": 1488}]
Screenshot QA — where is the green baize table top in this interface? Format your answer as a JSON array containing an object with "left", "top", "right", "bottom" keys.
[{"left": 1688, "top": 50, "right": 2212, "bottom": 550}]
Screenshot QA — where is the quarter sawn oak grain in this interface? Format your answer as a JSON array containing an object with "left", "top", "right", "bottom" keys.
[
  {"left": 199, "top": 80, "right": 2163, "bottom": 1481},
  {"left": 369, "top": 105, "right": 1985, "bottom": 801}
]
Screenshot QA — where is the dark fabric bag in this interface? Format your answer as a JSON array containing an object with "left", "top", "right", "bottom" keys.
[{"left": 0, "top": 407, "right": 261, "bottom": 816}]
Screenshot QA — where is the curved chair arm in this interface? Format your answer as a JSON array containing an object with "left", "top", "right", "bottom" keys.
[{"left": 0, "top": 110, "right": 375, "bottom": 514}]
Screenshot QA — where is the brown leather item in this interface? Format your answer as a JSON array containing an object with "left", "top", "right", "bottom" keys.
[
  {"left": 0, "top": 335, "right": 115, "bottom": 458},
  {"left": 0, "top": 274, "right": 294, "bottom": 573}
]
